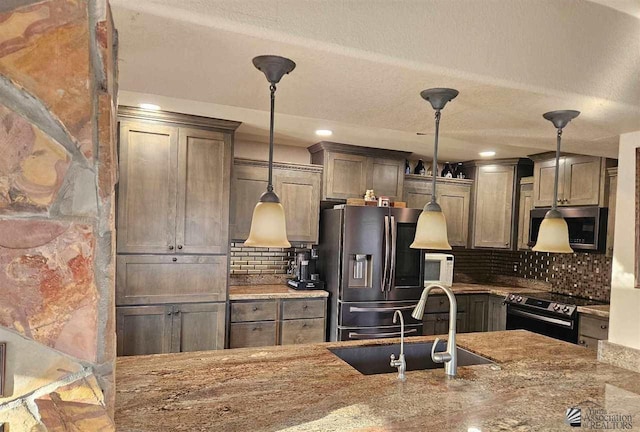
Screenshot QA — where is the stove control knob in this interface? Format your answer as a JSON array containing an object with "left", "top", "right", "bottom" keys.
[
  {"left": 516, "top": 296, "right": 523, "bottom": 303},
  {"left": 562, "top": 306, "right": 571, "bottom": 313},
  {"left": 553, "top": 304, "right": 561, "bottom": 311},
  {"left": 509, "top": 294, "right": 516, "bottom": 301}
]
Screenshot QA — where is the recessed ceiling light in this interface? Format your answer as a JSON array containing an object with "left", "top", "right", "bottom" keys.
[
  {"left": 479, "top": 151, "right": 496, "bottom": 157},
  {"left": 139, "top": 103, "right": 161, "bottom": 110},
  {"left": 315, "top": 129, "right": 333, "bottom": 137}
]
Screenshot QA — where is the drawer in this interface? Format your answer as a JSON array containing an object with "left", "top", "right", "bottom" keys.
[
  {"left": 424, "top": 295, "right": 456, "bottom": 314},
  {"left": 231, "top": 301, "right": 277, "bottom": 322},
  {"left": 578, "top": 335, "right": 599, "bottom": 351},
  {"left": 282, "top": 299, "right": 326, "bottom": 320},
  {"left": 280, "top": 318, "right": 325, "bottom": 345},
  {"left": 579, "top": 314, "right": 609, "bottom": 340},
  {"left": 229, "top": 321, "right": 277, "bottom": 348}
]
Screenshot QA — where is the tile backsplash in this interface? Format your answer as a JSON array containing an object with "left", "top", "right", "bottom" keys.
[
  {"left": 229, "top": 242, "right": 312, "bottom": 275},
  {"left": 453, "top": 249, "right": 612, "bottom": 302}
]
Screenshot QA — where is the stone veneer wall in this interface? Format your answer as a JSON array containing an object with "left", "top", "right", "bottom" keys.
[
  {"left": 0, "top": 0, "right": 118, "bottom": 429},
  {"left": 454, "top": 249, "right": 613, "bottom": 302}
]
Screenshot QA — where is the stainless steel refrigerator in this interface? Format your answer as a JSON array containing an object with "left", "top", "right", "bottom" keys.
[{"left": 318, "top": 206, "right": 425, "bottom": 341}]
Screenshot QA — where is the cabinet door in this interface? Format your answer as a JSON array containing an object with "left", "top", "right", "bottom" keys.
[
  {"left": 274, "top": 169, "right": 322, "bottom": 243},
  {"left": 423, "top": 313, "right": 466, "bottom": 335},
  {"left": 176, "top": 128, "right": 231, "bottom": 254},
  {"left": 487, "top": 295, "right": 507, "bottom": 331},
  {"left": 518, "top": 182, "right": 534, "bottom": 250},
  {"left": 325, "top": 152, "right": 368, "bottom": 200},
  {"left": 403, "top": 179, "right": 431, "bottom": 210},
  {"left": 473, "top": 165, "right": 514, "bottom": 249},
  {"left": 533, "top": 157, "right": 564, "bottom": 208},
  {"left": 563, "top": 155, "right": 601, "bottom": 206},
  {"left": 467, "top": 295, "right": 488, "bottom": 332},
  {"left": 438, "top": 183, "right": 470, "bottom": 247},
  {"left": 367, "top": 158, "right": 404, "bottom": 201},
  {"left": 117, "top": 121, "right": 178, "bottom": 254},
  {"left": 230, "top": 165, "right": 268, "bottom": 240},
  {"left": 173, "top": 303, "right": 225, "bottom": 352},
  {"left": 280, "top": 318, "right": 325, "bottom": 345},
  {"left": 116, "top": 255, "right": 227, "bottom": 305},
  {"left": 116, "top": 305, "right": 173, "bottom": 356}
]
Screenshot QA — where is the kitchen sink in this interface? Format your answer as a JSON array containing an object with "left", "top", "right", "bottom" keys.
[{"left": 329, "top": 341, "right": 493, "bottom": 375}]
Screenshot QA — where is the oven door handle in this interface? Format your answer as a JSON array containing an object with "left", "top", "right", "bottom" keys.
[
  {"left": 348, "top": 329, "right": 418, "bottom": 339},
  {"left": 350, "top": 305, "right": 416, "bottom": 313},
  {"left": 508, "top": 308, "right": 573, "bottom": 328}
]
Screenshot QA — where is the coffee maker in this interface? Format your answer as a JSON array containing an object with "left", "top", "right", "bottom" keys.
[{"left": 287, "top": 248, "right": 325, "bottom": 290}]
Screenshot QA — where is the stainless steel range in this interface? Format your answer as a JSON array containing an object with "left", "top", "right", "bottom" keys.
[{"left": 504, "top": 292, "right": 607, "bottom": 344}]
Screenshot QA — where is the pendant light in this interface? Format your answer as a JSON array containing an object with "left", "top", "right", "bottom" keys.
[
  {"left": 244, "top": 55, "right": 296, "bottom": 248},
  {"left": 410, "top": 88, "right": 459, "bottom": 250},
  {"left": 532, "top": 110, "right": 580, "bottom": 254}
]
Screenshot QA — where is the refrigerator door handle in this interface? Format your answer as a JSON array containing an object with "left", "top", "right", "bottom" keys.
[
  {"left": 348, "top": 329, "right": 418, "bottom": 340},
  {"left": 389, "top": 215, "right": 397, "bottom": 291},
  {"left": 382, "top": 215, "right": 390, "bottom": 292}
]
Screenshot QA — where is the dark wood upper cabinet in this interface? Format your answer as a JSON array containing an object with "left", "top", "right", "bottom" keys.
[
  {"left": 230, "top": 159, "right": 323, "bottom": 243},
  {"left": 117, "top": 107, "right": 240, "bottom": 255},
  {"left": 308, "top": 142, "right": 410, "bottom": 202}
]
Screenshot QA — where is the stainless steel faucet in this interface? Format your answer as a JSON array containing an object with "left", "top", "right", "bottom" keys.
[
  {"left": 412, "top": 283, "right": 458, "bottom": 377},
  {"left": 389, "top": 310, "right": 406, "bottom": 381}
]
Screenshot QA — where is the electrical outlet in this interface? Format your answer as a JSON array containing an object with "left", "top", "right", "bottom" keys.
[{"left": 0, "top": 342, "right": 5, "bottom": 398}]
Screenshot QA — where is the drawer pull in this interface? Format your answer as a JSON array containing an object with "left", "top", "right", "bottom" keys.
[
  {"left": 253, "top": 307, "right": 259, "bottom": 312},
  {"left": 302, "top": 323, "right": 308, "bottom": 328},
  {"left": 172, "top": 257, "right": 177, "bottom": 262},
  {"left": 600, "top": 324, "right": 607, "bottom": 330},
  {"left": 303, "top": 305, "right": 308, "bottom": 310},
  {"left": 579, "top": 340, "right": 585, "bottom": 345},
  {"left": 252, "top": 327, "right": 260, "bottom": 331}
]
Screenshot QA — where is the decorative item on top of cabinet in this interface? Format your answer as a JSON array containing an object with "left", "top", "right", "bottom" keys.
[
  {"left": 464, "top": 159, "right": 533, "bottom": 250},
  {"left": 529, "top": 152, "right": 616, "bottom": 208},
  {"left": 605, "top": 167, "right": 617, "bottom": 257},
  {"left": 308, "top": 142, "right": 410, "bottom": 202},
  {"left": 116, "top": 302, "right": 226, "bottom": 356},
  {"left": 230, "top": 159, "right": 322, "bottom": 243},
  {"left": 578, "top": 313, "right": 609, "bottom": 350},
  {"left": 403, "top": 175, "right": 472, "bottom": 247},
  {"left": 117, "top": 107, "right": 240, "bottom": 254},
  {"left": 518, "top": 177, "right": 534, "bottom": 250}
]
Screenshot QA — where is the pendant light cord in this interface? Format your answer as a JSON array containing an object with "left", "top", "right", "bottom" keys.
[
  {"left": 552, "top": 128, "right": 562, "bottom": 210},
  {"left": 432, "top": 110, "right": 441, "bottom": 203},
  {"left": 268, "top": 83, "right": 277, "bottom": 193}
]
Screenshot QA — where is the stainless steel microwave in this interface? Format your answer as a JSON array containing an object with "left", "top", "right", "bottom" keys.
[{"left": 529, "top": 206, "right": 608, "bottom": 252}]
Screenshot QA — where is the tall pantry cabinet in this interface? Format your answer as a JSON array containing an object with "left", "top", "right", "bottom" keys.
[{"left": 115, "top": 107, "right": 240, "bottom": 356}]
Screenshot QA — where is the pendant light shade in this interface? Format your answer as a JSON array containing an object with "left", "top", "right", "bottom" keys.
[
  {"left": 244, "top": 55, "right": 295, "bottom": 248},
  {"left": 532, "top": 209, "right": 572, "bottom": 253},
  {"left": 411, "top": 88, "right": 458, "bottom": 250},
  {"left": 410, "top": 202, "right": 452, "bottom": 250},
  {"left": 532, "top": 110, "right": 580, "bottom": 254}
]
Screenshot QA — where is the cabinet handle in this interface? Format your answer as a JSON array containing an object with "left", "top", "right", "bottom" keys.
[
  {"left": 579, "top": 339, "right": 585, "bottom": 345},
  {"left": 303, "top": 305, "right": 308, "bottom": 310},
  {"left": 601, "top": 324, "right": 607, "bottom": 329},
  {"left": 168, "top": 245, "right": 174, "bottom": 250},
  {"left": 177, "top": 245, "right": 183, "bottom": 250},
  {"left": 252, "top": 327, "right": 260, "bottom": 331},
  {"left": 252, "top": 307, "right": 259, "bottom": 312},
  {"left": 302, "top": 323, "right": 308, "bottom": 328},
  {"left": 172, "top": 257, "right": 177, "bottom": 262}
]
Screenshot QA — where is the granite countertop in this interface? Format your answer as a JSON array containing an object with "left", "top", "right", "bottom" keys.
[
  {"left": 229, "top": 284, "right": 329, "bottom": 300},
  {"left": 447, "top": 283, "right": 547, "bottom": 297},
  {"left": 115, "top": 330, "right": 640, "bottom": 431},
  {"left": 578, "top": 304, "right": 611, "bottom": 318}
]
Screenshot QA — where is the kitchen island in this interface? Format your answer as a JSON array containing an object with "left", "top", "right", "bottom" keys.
[{"left": 115, "top": 330, "right": 640, "bottom": 431}]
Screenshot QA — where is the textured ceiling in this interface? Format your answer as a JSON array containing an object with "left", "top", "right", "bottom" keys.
[{"left": 112, "top": 0, "right": 640, "bottom": 161}]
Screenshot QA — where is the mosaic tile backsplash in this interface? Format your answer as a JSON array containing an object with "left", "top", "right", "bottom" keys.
[
  {"left": 230, "top": 242, "right": 311, "bottom": 275},
  {"left": 453, "top": 249, "right": 612, "bottom": 302}
]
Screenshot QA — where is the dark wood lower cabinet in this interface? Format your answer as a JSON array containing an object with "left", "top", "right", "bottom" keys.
[
  {"left": 487, "top": 295, "right": 507, "bottom": 331},
  {"left": 467, "top": 295, "right": 489, "bottom": 332},
  {"left": 116, "top": 302, "right": 225, "bottom": 356},
  {"left": 229, "top": 298, "right": 327, "bottom": 348}
]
